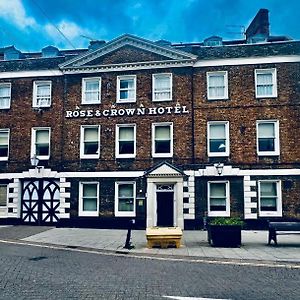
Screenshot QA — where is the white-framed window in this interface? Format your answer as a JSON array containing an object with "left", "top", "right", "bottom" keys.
[
  {"left": 79, "top": 182, "right": 99, "bottom": 217},
  {"left": 256, "top": 120, "right": 280, "bottom": 156},
  {"left": 115, "top": 182, "right": 136, "bottom": 217},
  {"left": 207, "top": 121, "right": 229, "bottom": 157},
  {"left": 0, "top": 129, "right": 9, "bottom": 161},
  {"left": 33, "top": 81, "right": 52, "bottom": 107},
  {"left": 208, "top": 181, "right": 230, "bottom": 217},
  {"left": 80, "top": 125, "right": 100, "bottom": 159},
  {"left": 82, "top": 77, "right": 101, "bottom": 104},
  {"left": 117, "top": 75, "right": 136, "bottom": 103},
  {"left": 255, "top": 68, "right": 277, "bottom": 98},
  {"left": 31, "top": 127, "right": 50, "bottom": 160},
  {"left": 0, "top": 83, "right": 11, "bottom": 109},
  {"left": 207, "top": 71, "right": 228, "bottom": 100},
  {"left": 152, "top": 73, "right": 172, "bottom": 101},
  {"left": 116, "top": 124, "right": 136, "bottom": 158},
  {"left": 0, "top": 184, "right": 7, "bottom": 207},
  {"left": 258, "top": 180, "right": 282, "bottom": 217},
  {"left": 152, "top": 122, "right": 173, "bottom": 157}
]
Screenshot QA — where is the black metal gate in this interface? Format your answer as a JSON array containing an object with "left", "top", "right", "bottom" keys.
[{"left": 21, "top": 179, "right": 60, "bottom": 225}]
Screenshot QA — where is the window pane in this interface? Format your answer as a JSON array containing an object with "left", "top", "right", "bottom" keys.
[
  {"left": 119, "top": 184, "right": 133, "bottom": 198},
  {"left": 83, "top": 198, "right": 97, "bottom": 211},
  {"left": 258, "top": 123, "right": 274, "bottom": 138},
  {"left": 118, "top": 198, "right": 134, "bottom": 211},
  {"left": 210, "top": 124, "right": 225, "bottom": 139},
  {"left": 257, "top": 73, "right": 272, "bottom": 85},
  {"left": 258, "top": 138, "right": 274, "bottom": 151},
  {"left": 155, "top": 140, "right": 170, "bottom": 153},
  {"left": 37, "top": 84, "right": 50, "bottom": 96},
  {"left": 0, "top": 86, "right": 10, "bottom": 98},
  {"left": 260, "top": 182, "right": 277, "bottom": 197},
  {"left": 119, "top": 127, "right": 134, "bottom": 140},
  {"left": 210, "top": 183, "right": 226, "bottom": 197},
  {"left": 84, "top": 128, "right": 98, "bottom": 141},
  {"left": 155, "top": 126, "right": 170, "bottom": 139},
  {"left": 36, "top": 144, "right": 49, "bottom": 156},
  {"left": 36, "top": 130, "right": 49, "bottom": 143},
  {"left": 210, "top": 139, "right": 226, "bottom": 152},
  {"left": 0, "top": 131, "right": 8, "bottom": 144},
  {"left": 0, "top": 185, "right": 7, "bottom": 206},
  {"left": 209, "top": 75, "right": 225, "bottom": 87},
  {"left": 120, "top": 79, "right": 134, "bottom": 89},
  {"left": 86, "top": 80, "right": 99, "bottom": 91}
]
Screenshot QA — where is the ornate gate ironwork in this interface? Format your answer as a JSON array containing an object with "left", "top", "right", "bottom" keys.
[{"left": 21, "top": 179, "right": 60, "bottom": 225}]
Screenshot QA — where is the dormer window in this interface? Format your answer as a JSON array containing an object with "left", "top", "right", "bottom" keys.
[{"left": 33, "top": 81, "right": 52, "bottom": 108}]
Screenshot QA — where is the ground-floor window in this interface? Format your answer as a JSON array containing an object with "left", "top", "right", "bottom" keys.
[
  {"left": 207, "top": 181, "right": 230, "bottom": 217},
  {"left": 79, "top": 182, "right": 99, "bottom": 216},
  {"left": 258, "top": 180, "right": 282, "bottom": 217},
  {"left": 0, "top": 184, "right": 7, "bottom": 207},
  {"left": 115, "top": 182, "right": 136, "bottom": 217}
]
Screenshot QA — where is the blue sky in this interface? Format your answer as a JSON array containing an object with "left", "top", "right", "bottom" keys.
[{"left": 0, "top": 0, "right": 299, "bottom": 51}]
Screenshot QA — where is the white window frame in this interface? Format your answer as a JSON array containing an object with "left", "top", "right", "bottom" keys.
[
  {"left": 0, "top": 129, "right": 9, "bottom": 161},
  {"left": 256, "top": 120, "right": 280, "bottom": 156},
  {"left": 207, "top": 121, "right": 230, "bottom": 157},
  {"left": 116, "top": 124, "right": 136, "bottom": 158},
  {"left": 79, "top": 182, "right": 99, "bottom": 217},
  {"left": 255, "top": 68, "right": 277, "bottom": 98},
  {"left": 207, "top": 71, "right": 228, "bottom": 100},
  {"left": 258, "top": 180, "right": 282, "bottom": 217},
  {"left": 81, "top": 77, "right": 101, "bottom": 104},
  {"left": 115, "top": 181, "right": 136, "bottom": 217},
  {"left": 31, "top": 127, "right": 51, "bottom": 160},
  {"left": 80, "top": 125, "right": 101, "bottom": 159},
  {"left": 0, "top": 184, "right": 8, "bottom": 207},
  {"left": 117, "top": 75, "right": 136, "bottom": 103},
  {"left": 33, "top": 81, "right": 52, "bottom": 108},
  {"left": 152, "top": 73, "right": 172, "bottom": 102},
  {"left": 0, "top": 83, "right": 11, "bottom": 109},
  {"left": 207, "top": 181, "right": 230, "bottom": 217},
  {"left": 152, "top": 122, "right": 173, "bottom": 158}
]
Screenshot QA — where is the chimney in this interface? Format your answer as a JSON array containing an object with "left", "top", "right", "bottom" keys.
[
  {"left": 42, "top": 45, "right": 60, "bottom": 57},
  {"left": 245, "top": 9, "right": 269, "bottom": 42},
  {"left": 88, "top": 40, "right": 106, "bottom": 50}
]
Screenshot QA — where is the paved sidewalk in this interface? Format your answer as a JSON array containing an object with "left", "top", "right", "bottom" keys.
[{"left": 0, "top": 226, "right": 298, "bottom": 263}]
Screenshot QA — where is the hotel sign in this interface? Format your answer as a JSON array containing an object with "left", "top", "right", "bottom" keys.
[{"left": 65, "top": 105, "right": 189, "bottom": 118}]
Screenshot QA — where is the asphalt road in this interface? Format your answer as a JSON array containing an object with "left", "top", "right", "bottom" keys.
[{"left": 0, "top": 242, "right": 299, "bottom": 300}]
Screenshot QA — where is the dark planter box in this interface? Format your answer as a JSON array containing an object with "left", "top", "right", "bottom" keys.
[{"left": 207, "top": 225, "right": 242, "bottom": 247}]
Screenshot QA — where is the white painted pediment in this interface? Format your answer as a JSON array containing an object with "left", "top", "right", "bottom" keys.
[
  {"left": 60, "top": 34, "right": 197, "bottom": 71},
  {"left": 147, "top": 162, "right": 184, "bottom": 177}
]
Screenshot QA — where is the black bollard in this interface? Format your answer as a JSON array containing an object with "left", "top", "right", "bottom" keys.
[{"left": 124, "top": 219, "right": 135, "bottom": 249}]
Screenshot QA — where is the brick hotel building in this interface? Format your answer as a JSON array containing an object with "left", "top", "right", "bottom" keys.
[{"left": 0, "top": 9, "right": 299, "bottom": 228}]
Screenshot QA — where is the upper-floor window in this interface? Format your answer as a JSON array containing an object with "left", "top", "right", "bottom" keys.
[
  {"left": 207, "top": 121, "right": 229, "bottom": 157},
  {"left": 0, "top": 83, "right": 11, "bottom": 109},
  {"left": 256, "top": 120, "right": 279, "bottom": 156},
  {"left": 79, "top": 182, "right": 99, "bottom": 217},
  {"left": 115, "top": 182, "right": 136, "bottom": 217},
  {"left": 116, "top": 124, "right": 136, "bottom": 158},
  {"left": 152, "top": 122, "right": 173, "bottom": 157},
  {"left": 152, "top": 73, "right": 172, "bottom": 101},
  {"left": 80, "top": 125, "right": 100, "bottom": 159},
  {"left": 117, "top": 75, "right": 136, "bottom": 103},
  {"left": 0, "top": 129, "right": 9, "bottom": 161},
  {"left": 31, "top": 127, "right": 50, "bottom": 160},
  {"left": 255, "top": 68, "right": 277, "bottom": 98},
  {"left": 82, "top": 77, "right": 101, "bottom": 104},
  {"left": 207, "top": 71, "right": 228, "bottom": 100},
  {"left": 258, "top": 180, "right": 282, "bottom": 217},
  {"left": 0, "top": 184, "right": 7, "bottom": 207},
  {"left": 207, "top": 181, "right": 230, "bottom": 217},
  {"left": 33, "top": 81, "right": 52, "bottom": 108}
]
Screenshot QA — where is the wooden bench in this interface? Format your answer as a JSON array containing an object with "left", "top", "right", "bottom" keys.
[
  {"left": 146, "top": 227, "right": 182, "bottom": 249},
  {"left": 268, "top": 222, "right": 300, "bottom": 245}
]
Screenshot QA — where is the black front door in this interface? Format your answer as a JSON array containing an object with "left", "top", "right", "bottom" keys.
[
  {"left": 21, "top": 179, "right": 60, "bottom": 225},
  {"left": 157, "top": 191, "right": 174, "bottom": 227}
]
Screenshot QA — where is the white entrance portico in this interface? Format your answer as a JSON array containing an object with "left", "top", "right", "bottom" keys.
[{"left": 145, "top": 162, "right": 185, "bottom": 229}]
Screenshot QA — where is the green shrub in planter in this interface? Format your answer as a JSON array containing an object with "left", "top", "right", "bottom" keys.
[{"left": 207, "top": 217, "right": 244, "bottom": 247}]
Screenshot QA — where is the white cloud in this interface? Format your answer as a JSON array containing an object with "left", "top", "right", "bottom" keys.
[
  {"left": 45, "top": 20, "right": 107, "bottom": 48},
  {"left": 0, "top": 0, "right": 36, "bottom": 29}
]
